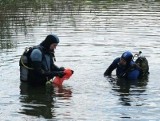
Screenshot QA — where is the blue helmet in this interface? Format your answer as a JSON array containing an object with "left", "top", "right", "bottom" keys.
[{"left": 121, "top": 51, "right": 133, "bottom": 63}]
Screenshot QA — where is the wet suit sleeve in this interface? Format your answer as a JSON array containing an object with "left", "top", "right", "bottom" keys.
[
  {"left": 30, "top": 49, "right": 64, "bottom": 78},
  {"left": 52, "top": 64, "right": 64, "bottom": 71},
  {"left": 104, "top": 58, "right": 119, "bottom": 76}
]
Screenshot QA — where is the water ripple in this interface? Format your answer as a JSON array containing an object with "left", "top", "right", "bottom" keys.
[{"left": 0, "top": 0, "right": 160, "bottom": 120}]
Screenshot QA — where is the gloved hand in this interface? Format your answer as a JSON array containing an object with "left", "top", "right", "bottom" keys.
[
  {"left": 57, "top": 71, "right": 66, "bottom": 78},
  {"left": 51, "top": 71, "right": 66, "bottom": 78},
  {"left": 59, "top": 67, "right": 65, "bottom": 71}
]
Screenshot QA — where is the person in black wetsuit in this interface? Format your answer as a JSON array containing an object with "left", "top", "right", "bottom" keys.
[{"left": 27, "top": 34, "right": 65, "bottom": 86}]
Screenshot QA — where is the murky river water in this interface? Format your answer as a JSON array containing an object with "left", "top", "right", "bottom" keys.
[{"left": 0, "top": 0, "right": 160, "bottom": 120}]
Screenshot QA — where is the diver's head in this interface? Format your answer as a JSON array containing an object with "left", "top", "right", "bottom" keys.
[
  {"left": 119, "top": 51, "right": 133, "bottom": 65},
  {"left": 40, "top": 34, "right": 59, "bottom": 51}
]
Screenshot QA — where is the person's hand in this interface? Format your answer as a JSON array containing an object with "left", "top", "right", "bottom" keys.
[
  {"left": 59, "top": 67, "right": 65, "bottom": 71},
  {"left": 57, "top": 71, "right": 66, "bottom": 78},
  {"left": 50, "top": 71, "right": 65, "bottom": 78}
]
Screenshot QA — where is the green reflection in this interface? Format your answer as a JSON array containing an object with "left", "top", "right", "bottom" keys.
[
  {"left": 0, "top": 0, "right": 159, "bottom": 49},
  {"left": 0, "top": 0, "right": 85, "bottom": 49}
]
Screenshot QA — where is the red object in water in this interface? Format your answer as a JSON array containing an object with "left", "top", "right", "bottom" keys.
[{"left": 53, "top": 68, "right": 73, "bottom": 86}]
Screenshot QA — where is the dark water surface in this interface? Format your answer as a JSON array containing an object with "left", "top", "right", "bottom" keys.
[{"left": 0, "top": 0, "right": 160, "bottom": 120}]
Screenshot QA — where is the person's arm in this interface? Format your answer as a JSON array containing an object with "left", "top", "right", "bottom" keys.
[
  {"left": 52, "top": 63, "right": 65, "bottom": 71},
  {"left": 30, "top": 49, "right": 65, "bottom": 78},
  {"left": 104, "top": 58, "right": 119, "bottom": 76}
]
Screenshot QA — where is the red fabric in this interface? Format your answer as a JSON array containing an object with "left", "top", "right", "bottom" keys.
[{"left": 53, "top": 68, "right": 73, "bottom": 86}]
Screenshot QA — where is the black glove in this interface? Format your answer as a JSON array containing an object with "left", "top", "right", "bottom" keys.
[
  {"left": 51, "top": 71, "right": 65, "bottom": 78},
  {"left": 59, "top": 67, "right": 65, "bottom": 71},
  {"left": 57, "top": 71, "right": 66, "bottom": 78}
]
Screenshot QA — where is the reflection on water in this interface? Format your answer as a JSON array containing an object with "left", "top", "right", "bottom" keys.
[
  {"left": 19, "top": 82, "right": 55, "bottom": 118},
  {"left": 107, "top": 76, "right": 149, "bottom": 106},
  {"left": 0, "top": 0, "right": 160, "bottom": 120},
  {"left": 54, "top": 85, "right": 72, "bottom": 98},
  {"left": 19, "top": 82, "right": 72, "bottom": 119}
]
